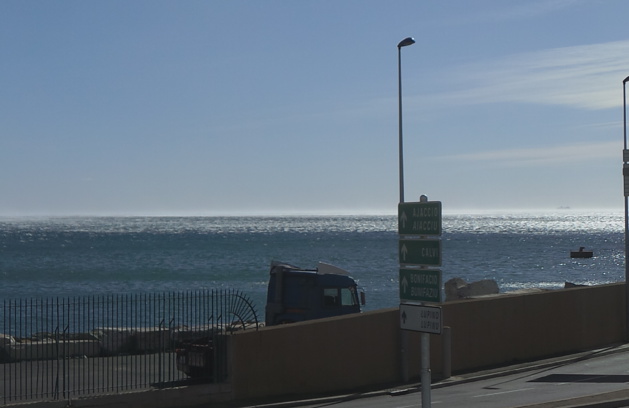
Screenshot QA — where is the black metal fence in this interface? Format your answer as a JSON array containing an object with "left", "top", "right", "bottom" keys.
[{"left": 1, "top": 290, "right": 259, "bottom": 405}]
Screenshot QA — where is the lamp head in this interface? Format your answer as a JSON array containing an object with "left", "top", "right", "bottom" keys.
[
  {"left": 398, "top": 37, "right": 415, "bottom": 48},
  {"left": 624, "top": 76, "right": 629, "bottom": 84}
]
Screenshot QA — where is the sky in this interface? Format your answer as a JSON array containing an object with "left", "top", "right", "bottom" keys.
[{"left": 2, "top": 0, "right": 629, "bottom": 216}]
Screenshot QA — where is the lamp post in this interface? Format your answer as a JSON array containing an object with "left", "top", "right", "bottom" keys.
[
  {"left": 398, "top": 37, "right": 415, "bottom": 203},
  {"left": 398, "top": 35, "right": 427, "bottom": 405},
  {"left": 622, "top": 77, "right": 629, "bottom": 339}
]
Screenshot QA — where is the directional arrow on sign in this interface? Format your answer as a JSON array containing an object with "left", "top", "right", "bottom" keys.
[
  {"left": 400, "top": 243, "right": 409, "bottom": 262},
  {"left": 401, "top": 276, "right": 409, "bottom": 294},
  {"left": 399, "top": 239, "right": 441, "bottom": 266},
  {"left": 400, "top": 211, "right": 407, "bottom": 229}
]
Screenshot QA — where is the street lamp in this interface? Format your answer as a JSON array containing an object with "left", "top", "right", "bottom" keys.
[
  {"left": 398, "top": 37, "right": 415, "bottom": 204},
  {"left": 397, "top": 35, "right": 417, "bottom": 399},
  {"left": 623, "top": 76, "right": 629, "bottom": 339}
]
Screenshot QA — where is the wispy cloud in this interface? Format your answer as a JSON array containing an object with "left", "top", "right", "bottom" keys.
[
  {"left": 438, "top": 140, "right": 620, "bottom": 167},
  {"left": 424, "top": 39, "right": 629, "bottom": 111},
  {"left": 452, "top": 0, "right": 583, "bottom": 24}
]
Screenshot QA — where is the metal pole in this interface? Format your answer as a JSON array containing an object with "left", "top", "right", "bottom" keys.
[
  {"left": 397, "top": 36, "right": 414, "bottom": 203},
  {"left": 397, "top": 37, "right": 414, "bottom": 384},
  {"left": 418, "top": 197, "right": 431, "bottom": 407},
  {"left": 397, "top": 44, "right": 409, "bottom": 384},
  {"left": 397, "top": 46, "right": 410, "bottom": 383},
  {"left": 398, "top": 46, "right": 405, "bottom": 204},
  {"left": 397, "top": 38, "right": 432, "bottom": 407},
  {"left": 622, "top": 77, "right": 629, "bottom": 340},
  {"left": 421, "top": 332, "right": 431, "bottom": 407},
  {"left": 622, "top": 77, "right": 629, "bottom": 150}
]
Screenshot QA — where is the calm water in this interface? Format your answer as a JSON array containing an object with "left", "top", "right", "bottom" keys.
[{"left": 0, "top": 211, "right": 624, "bottom": 313}]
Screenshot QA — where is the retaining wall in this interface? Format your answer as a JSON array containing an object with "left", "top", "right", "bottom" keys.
[{"left": 228, "top": 283, "right": 627, "bottom": 402}]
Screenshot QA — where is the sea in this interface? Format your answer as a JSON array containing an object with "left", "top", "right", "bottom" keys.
[{"left": 0, "top": 210, "right": 625, "bottom": 315}]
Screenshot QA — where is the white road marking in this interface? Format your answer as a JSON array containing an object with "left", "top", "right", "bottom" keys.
[{"left": 473, "top": 387, "right": 535, "bottom": 398}]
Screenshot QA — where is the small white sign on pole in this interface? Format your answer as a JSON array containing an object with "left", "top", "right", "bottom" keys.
[{"left": 399, "top": 303, "right": 442, "bottom": 335}]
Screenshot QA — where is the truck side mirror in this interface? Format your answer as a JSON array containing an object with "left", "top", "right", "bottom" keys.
[{"left": 360, "top": 291, "right": 366, "bottom": 306}]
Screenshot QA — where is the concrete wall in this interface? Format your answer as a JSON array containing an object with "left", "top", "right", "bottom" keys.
[
  {"left": 228, "top": 283, "right": 627, "bottom": 401},
  {"left": 229, "top": 307, "right": 402, "bottom": 401},
  {"left": 439, "top": 283, "right": 625, "bottom": 374},
  {"left": 1, "top": 327, "right": 172, "bottom": 362},
  {"left": 9, "top": 339, "right": 101, "bottom": 361}
]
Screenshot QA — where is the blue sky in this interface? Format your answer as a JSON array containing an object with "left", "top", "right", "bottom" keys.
[{"left": 2, "top": 0, "right": 628, "bottom": 216}]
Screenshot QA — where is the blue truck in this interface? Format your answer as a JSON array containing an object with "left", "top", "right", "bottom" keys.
[
  {"left": 265, "top": 261, "right": 365, "bottom": 325},
  {"left": 176, "top": 261, "right": 365, "bottom": 378}
]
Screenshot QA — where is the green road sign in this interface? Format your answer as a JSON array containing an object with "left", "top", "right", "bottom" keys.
[
  {"left": 400, "top": 269, "right": 441, "bottom": 303},
  {"left": 399, "top": 239, "right": 441, "bottom": 266},
  {"left": 398, "top": 201, "right": 442, "bottom": 236},
  {"left": 399, "top": 268, "right": 442, "bottom": 303}
]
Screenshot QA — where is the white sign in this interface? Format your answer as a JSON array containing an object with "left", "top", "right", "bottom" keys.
[{"left": 399, "top": 303, "right": 442, "bottom": 334}]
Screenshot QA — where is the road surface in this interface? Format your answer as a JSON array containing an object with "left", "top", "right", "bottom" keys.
[{"left": 288, "top": 345, "right": 629, "bottom": 408}]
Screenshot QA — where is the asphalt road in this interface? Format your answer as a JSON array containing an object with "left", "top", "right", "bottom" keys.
[{"left": 276, "top": 345, "right": 629, "bottom": 408}]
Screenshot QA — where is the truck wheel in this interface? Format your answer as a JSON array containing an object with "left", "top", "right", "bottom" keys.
[{"left": 187, "top": 367, "right": 210, "bottom": 379}]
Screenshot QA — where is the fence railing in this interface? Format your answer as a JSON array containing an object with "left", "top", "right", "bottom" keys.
[{"left": 1, "top": 290, "right": 259, "bottom": 405}]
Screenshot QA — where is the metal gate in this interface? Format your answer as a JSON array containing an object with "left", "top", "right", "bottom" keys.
[{"left": 1, "top": 289, "right": 259, "bottom": 405}]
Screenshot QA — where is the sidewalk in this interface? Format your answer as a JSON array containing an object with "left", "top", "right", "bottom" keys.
[
  {"left": 439, "top": 343, "right": 629, "bottom": 408},
  {"left": 249, "top": 344, "right": 629, "bottom": 408}
]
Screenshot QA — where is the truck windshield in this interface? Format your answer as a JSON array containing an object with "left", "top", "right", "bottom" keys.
[
  {"left": 341, "top": 287, "right": 358, "bottom": 306},
  {"left": 323, "top": 287, "right": 358, "bottom": 307}
]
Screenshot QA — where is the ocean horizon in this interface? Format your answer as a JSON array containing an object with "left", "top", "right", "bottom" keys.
[
  {"left": 0, "top": 206, "right": 621, "bottom": 218},
  {"left": 0, "top": 209, "right": 625, "bottom": 315}
]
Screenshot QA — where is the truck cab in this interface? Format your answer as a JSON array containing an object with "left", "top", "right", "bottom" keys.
[{"left": 265, "top": 261, "right": 365, "bottom": 326}]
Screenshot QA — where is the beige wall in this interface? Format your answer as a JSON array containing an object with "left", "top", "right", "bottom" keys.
[
  {"left": 229, "top": 307, "right": 402, "bottom": 401},
  {"left": 439, "top": 283, "right": 625, "bottom": 373},
  {"left": 229, "top": 283, "right": 627, "bottom": 401}
]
